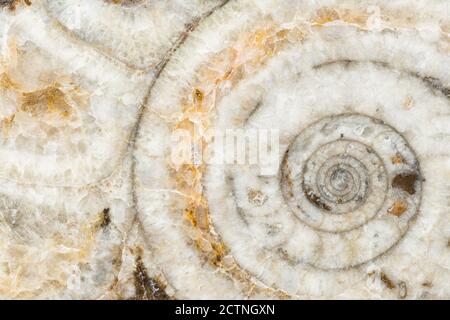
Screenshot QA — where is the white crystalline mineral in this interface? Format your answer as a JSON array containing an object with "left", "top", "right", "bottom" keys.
[{"left": 0, "top": 0, "right": 448, "bottom": 299}]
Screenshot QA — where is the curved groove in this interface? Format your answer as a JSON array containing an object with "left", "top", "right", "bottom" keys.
[
  {"left": 129, "top": 16, "right": 446, "bottom": 296},
  {"left": 131, "top": 0, "right": 232, "bottom": 213}
]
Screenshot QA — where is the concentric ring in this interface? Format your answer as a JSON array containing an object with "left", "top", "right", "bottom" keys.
[
  {"left": 134, "top": 1, "right": 450, "bottom": 298},
  {"left": 281, "top": 113, "right": 418, "bottom": 234}
]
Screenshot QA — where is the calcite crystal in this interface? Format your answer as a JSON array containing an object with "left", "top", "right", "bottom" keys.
[{"left": 0, "top": 0, "right": 449, "bottom": 299}]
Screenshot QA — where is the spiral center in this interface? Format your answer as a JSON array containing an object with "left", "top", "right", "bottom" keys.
[{"left": 329, "top": 167, "right": 352, "bottom": 192}]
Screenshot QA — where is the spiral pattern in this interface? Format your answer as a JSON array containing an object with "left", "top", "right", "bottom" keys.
[
  {"left": 281, "top": 113, "right": 422, "bottom": 266},
  {"left": 135, "top": 0, "right": 450, "bottom": 298},
  {"left": 0, "top": 0, "right": 448, "bottom": 299}
]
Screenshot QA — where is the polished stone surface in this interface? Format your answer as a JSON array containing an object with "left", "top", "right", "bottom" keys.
[{"left": 0, "top": 0, "right": 448, "bottom": 299}]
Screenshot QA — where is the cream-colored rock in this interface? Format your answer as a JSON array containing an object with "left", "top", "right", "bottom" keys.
[
  {"left": 0, "top": 0, "right": 449, "bottom": 299},
  {"left": 135, "top": 0, "right": 450, "bottom": 299},
  {"left": 43, "top": 0, "right": 228, "bottom": 70}
]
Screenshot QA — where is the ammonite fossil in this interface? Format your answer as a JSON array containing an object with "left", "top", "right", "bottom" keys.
[{"left": 0, "top": 0, "right": 448, "bottom": 299}]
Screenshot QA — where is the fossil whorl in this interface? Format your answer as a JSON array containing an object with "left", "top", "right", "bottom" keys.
[
  {"left": 134, "top": 0, "right": 450, "bottom": 299},
  {"left": 0, "top": 0, "right": 449, "bottom": 299}
]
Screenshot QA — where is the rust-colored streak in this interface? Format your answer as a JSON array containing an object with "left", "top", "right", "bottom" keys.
[
  {"left": 0, "top": 73, "right": 19, "bottom": 89},
  {"left": 104, "top": 0, "right": 143, "bottom": 6},
  {"left": 0, "top": 74, "right": 85, "bottom": 135},
  {"left": 398, "top": 281, "right": 407, "bottom": 299},
  {"left": 210, "top": 242, "right": 226, "bottom": 267},
  {"left": 193, "top": 88, "right": 204, "bottom": 110},
  {"left": 1, "top": 115, "right": 15, "bottom": 137},
  {"left": 248, "top": 189, "right": 268, "bottom": 206}
]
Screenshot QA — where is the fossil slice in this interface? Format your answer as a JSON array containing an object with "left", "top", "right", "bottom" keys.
[{"left": 0, "top": 0, "right": 449, "bottom": 299}]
